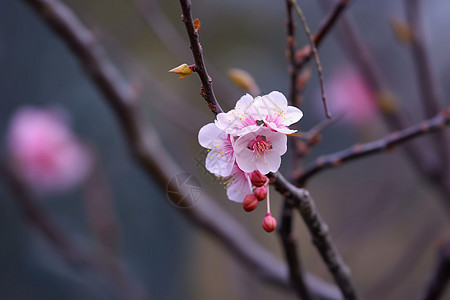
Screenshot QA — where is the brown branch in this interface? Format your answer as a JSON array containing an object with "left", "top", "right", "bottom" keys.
[
  {"left": 404, "top": 0, "right": 449, "bottom": 178},
  {"left": 21, "top": 0, "right": 341, "bottom": 298},
  {"left": 278, "top": 200, "right": 314, "bottom": 300},
  {"left": 291, "top": 0, "right": 330, "bottom": 118},
  {"left": 178, "top": 0, "right": 223, "bottom": 115},
  {"left": 271, "top": 172, "right": 362, "bottom": 300},
  {"left": 296, "top": 0, "right": 352, "bottom": 70},
  {"left": 420, "top": 241, "right": 450, "bottom": 300},
  {"left": 297, "top": 108, "right": 450, "bottom": 188}
]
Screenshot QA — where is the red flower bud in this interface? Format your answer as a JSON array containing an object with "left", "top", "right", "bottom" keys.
[
  {"left": 254, "top": 186, "right": 267, "bottom": 201},
  {"left": 250, "top": 170, "right": 267, "bottom": 187},
  {"left": 243, "top": 194, "right": 258, "bottom": 212},
  {"left": 262, "top": 213, "right": 277, "bottom": 232}
]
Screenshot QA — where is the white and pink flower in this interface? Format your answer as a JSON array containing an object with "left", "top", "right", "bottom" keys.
[
  {"left": 198, "top": 91, "right": 301, "bottom": 203},
  {"left": 234, "top": 127, "right": 287, "bottom": 174}
]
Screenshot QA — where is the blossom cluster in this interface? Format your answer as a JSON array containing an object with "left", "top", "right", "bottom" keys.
[{"left": 198, "top": 91, "right": 303, "bottom": 231}]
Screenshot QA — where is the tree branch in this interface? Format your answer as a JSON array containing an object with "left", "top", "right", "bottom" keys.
[
  {"left": 21, "top": 0, "right": 340, "bottom": 298},
  {"left": 420, "top": 241, "right": 450, "bottom": 300},
  {"left": 291, "top": 0, "right": 330, "bottom": 118},
  {"left": 271, "top": 172, "right": 362, "bottom": 300},
  {"left": 178, "top": 0, "right": 223, "bottom": 115},
  {"left": 296, "top": 108, "right": 450, "bottom": 187},
  {"left": 404, "top": 0, "right": 449, "bottom": 179},
  {"left": 296, "top": 0, "right": 352, "bottom": 70}
]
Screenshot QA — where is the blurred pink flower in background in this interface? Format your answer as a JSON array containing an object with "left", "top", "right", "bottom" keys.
[
  {"left": 324, "top": 65, "right": 376, "bottom": 125},
  {"left": 7, "top": 106, "right": 92, "bottom": 193}
]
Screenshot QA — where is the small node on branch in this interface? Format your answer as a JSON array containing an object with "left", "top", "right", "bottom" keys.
[
  {"left": 390, "top": 19, "right": 413, "bottom": 44},
  {"left": 200, "top": 85, "right": 206, "bottom": 98}
]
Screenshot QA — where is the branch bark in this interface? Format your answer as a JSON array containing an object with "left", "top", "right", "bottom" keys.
[
  {"left": 297, "top": 108, "right": 450, "bottom": 188},
  {"left": 178, "top": 0, "right": 223, "bottom": 115},
  {"left": 271, "top": 172, "right": 362, "bottom": 299}
]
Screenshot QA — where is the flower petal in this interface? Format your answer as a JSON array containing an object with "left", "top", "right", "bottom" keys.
[
  {"left": 257, "top": 151, "right": 281, "bottom": 174},
  {"left": 226, "top": 165, "right": 252, "bottom": 203},
  {"left": 198, "top": 123, "right": 226, "bottom": 149},
  {"left": 283, "top": 106, "right": 303, "bottom": 126},
  {"left": 205, "top": 147, "right": 235, "bottom": 177}
]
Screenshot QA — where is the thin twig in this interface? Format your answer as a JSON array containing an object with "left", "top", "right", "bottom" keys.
[
  {"left": 286, "top": 0, "right": 299, "bottom": 107},
  {"left": 271, "top": 172, "right": 361, "bottom": 300},
  {"left": 404, "top": 0, "right": 449, "bottom": 179},
  {"left": 283, "top": 3, "right": 315, "bottom": 298},
  {"left": 296, "top": 0, "right": 352, "bottom": 70},
  {"left": 291, "top": 0, "right": 330, "bottom": 118},
  {"left": 278, "top": 200, "right": 314, "bottom": 300},
  {"left": 297, "top": 108, "right": 450, "bottom": 187},
  {"left": 21, "top": 0, "right": 341, "bottom": 298},
  {"left": 0, "top": 160, "right": 93, "bottom": 268},
  {"left": 178, "top": 0, "right": 223, "bottom": 115},
  {"left": 420, "top": 241, "right": 450, "bottom": 300}
]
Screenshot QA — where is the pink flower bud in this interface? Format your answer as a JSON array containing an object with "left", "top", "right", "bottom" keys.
[
  {"left": 250, "top": 170, "right": 267, "bottom": 187},
  {"left": 243, "top": 194, "right": 258, "bottom": 212},
  {"left": 262, "top": 213, "right": 277, "bottom": 232},
  {"left": 254, "top": 186, "right": 267, "bottom": 201}
]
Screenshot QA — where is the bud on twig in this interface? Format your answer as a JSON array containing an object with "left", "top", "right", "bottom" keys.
[
  {"left": 243, "top": 194, "right": 258, "bottom": 212},
  {"left": 250, "top": 170, "right": 267, "bottom": 187},
  {"left": 254, "top": 186, "right": 267, "bottom": 201},
  {"left": 169, "top": 63, "right": 194, "bottom": 79},
  {"left": 227, "top": 68, "right": 261, "bottom": 97},
  {"left": 262, "top": 213, "right": 277, "bottom": 232}
]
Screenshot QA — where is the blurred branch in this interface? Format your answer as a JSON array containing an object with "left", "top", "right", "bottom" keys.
[
  {"left": 291, "top": 0, "right": 330, "bottom": 118},
  {"left": 0, "top": 160, "right": 93, "bottom": 268},
  {"left": 271, "top": 172, "right": 361, "bottom": 300},
  {"left": 420, "top": 241, "right": 450, "bottom": 300},
  {"left": 178, "top": 0, "right": 223, "bottom": 115},
  {"left": 297, "top": 108, "right": 450, "bottom": 189},
  {"left": 22, "top": 0, "right": 341, "bottom": 298},
  {"left": 296, "top": 0, "right": 352, "bottom": 70},
  {"left": 404, "top": 0, "right": 449, "bottom": 178},
  {"left": 318, "top": 4, "right": 450, "bottom": 209}
]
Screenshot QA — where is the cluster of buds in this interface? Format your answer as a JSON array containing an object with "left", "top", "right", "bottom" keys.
[{"left": 243, "top": 171, "right": 277, "bottom": 233}]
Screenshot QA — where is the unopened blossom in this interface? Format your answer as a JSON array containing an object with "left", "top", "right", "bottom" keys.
[
  {"left": 215, "top": 94, "right": 261, "bottom": 136},
  {"left": 225, "top": 163, "right": 252, "bottom": 203},
  {"left": 242, "top": 194, "right": 258, "bottom": 212},
  {"left": 198, "top": 123, "right": 235, "bottom": 177},
  {"left": 7, "top": 106, "right": 92, "bottom": 193},
  {"left": 255, "top": 91, "right": 303, "bottom": 134},
  {"left": 262, "top": 213, "right": 277, "bottom": 232},
  {"left": 234, "top": 127, "right": 287, "bottom": 174}
]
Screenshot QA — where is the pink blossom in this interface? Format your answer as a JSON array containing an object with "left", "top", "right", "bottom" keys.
[
  {"left": 7, "top": 106, "right": 92, "bottom": 193},
  {"left": 326, "top": 66, "right": 376, "bottom": 124},
  {"left": 234, "top": 127, "right": 287, "bottom": 174},
  {"left": 256, "top": 91, "right": 303, "bottom": 134},
  {"left": 198, "top": 123, "right": 235, "bottom": 177}
]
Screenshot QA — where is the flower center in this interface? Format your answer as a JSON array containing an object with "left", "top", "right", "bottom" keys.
[{"left": 248, "top": 135, "right": 272, "bottom": 161}]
